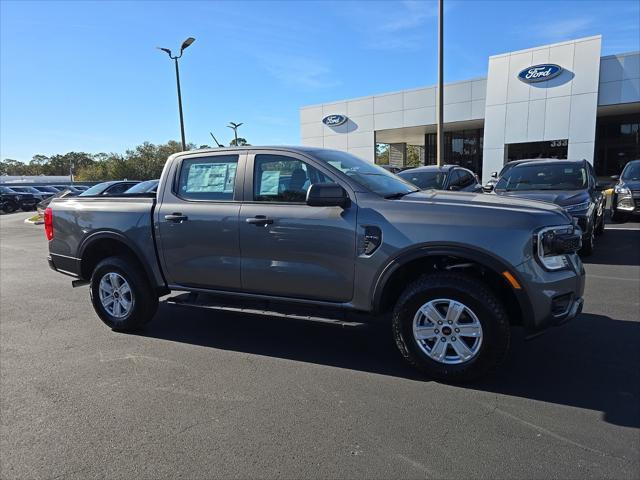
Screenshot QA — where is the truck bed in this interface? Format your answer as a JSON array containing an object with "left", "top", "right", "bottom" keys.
[{"left": 47, "top": 196, "right": 165, "bottom": 287}]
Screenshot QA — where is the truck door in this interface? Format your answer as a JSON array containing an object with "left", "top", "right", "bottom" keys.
[
  {"left": 156, "top": 152, "right": 245, "bottom": 290},
  {"left": 239, "top": 151, "right": 357, "bottom": 302}
]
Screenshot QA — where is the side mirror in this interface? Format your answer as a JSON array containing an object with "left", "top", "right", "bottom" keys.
[
  {"left": 491, "top": 171, "right": 498, "bottom": 178},
  {"left": 306, "top": 183, "right": 349, "bottom": 208},
  {"left": 610, "top": 175, "right": 620, "bottom": 181}
]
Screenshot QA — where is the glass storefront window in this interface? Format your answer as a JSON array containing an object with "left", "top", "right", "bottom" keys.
[
  {"left": 425, "top": 128, "right": 484, "bottom": 177},
  {"left": 595, "top": 114, "right": 640, "bottom": 177}
]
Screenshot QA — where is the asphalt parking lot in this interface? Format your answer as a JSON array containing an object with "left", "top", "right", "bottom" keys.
[{"left": 1, "top": 211, "right": 639, "bottom": 479}]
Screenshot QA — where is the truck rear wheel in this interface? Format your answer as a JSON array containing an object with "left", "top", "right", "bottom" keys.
[
  {"left": 90, "top": 255, "right": 158, "bottom": 331},
  {"left": 392, "top": 272, "right": 510, "bottom": 382}
]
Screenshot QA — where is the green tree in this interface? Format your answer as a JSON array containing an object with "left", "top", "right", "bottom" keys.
[{"left": 229, "top": 137, "right": 249, "bottom": 146}]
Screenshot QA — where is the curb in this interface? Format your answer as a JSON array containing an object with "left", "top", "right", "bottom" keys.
[{"left": 24, "top": 216, "right": 44, "bottom": 225}]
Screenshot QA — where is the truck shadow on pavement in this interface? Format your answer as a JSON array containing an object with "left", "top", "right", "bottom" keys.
[
  {"left": 582, "top": 228, "right": 640, "bottom": 266},
  {"left": 137, "top": 307, "right": 639, "bottom": 429}
]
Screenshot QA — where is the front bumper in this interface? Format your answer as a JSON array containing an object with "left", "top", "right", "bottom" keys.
[{"left": 516, "top": 253, "right": 585, "bottom": 334}]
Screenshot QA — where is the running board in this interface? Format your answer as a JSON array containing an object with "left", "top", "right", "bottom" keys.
[{"left": 165, "top": 292, "right": 367, "bottom": 328}]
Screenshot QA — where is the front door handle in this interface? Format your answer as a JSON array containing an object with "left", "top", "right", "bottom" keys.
[
  {"left": 246, "top": 215, "right": 274, "bottom": 226},
  {"left": 165, "top": 213, "right": 188, "bottom": 223}
]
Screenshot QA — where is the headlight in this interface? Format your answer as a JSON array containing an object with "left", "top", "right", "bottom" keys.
[
  {"left": 534, "top": 225, "right": 581, "bottom": 271},
  {"left": 564, "top": 201, "right": 591, "bottom": 212},
  {"left": 614, "top": 184, "right": 631, "bottom": 196}
]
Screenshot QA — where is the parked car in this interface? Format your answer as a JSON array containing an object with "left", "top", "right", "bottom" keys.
[
  {"left": 0, "top": 186, "right": 39, "bottom": 211},
  {"left": 79, "top": 180, "right": 140, "bottom": 196},
  {"left": 493, "top": 159, "right": 605, "bottom": 256},
  {"left": 483, "top": 159, "right": 535, "bottom": 192},
  {"left": 124, "top": 179, "right": 159, "bottom": 194},
  {"left": 399, "top": 165, "right": 482, "bottom": 192},
  {"left": 611, "top": 159, "right": 640, "bottom": 222},
  {"left": 7, "top": 186, "right": 51, "bottom": 202},
  {"left": 73, "top": 185, "right": 90, "bottom": 192},
  {"left": 46, "top": 147, "right": 585, "bottom": 381},
  {"left": 37, "top": 189, "right": 76, "bottom": 213}
]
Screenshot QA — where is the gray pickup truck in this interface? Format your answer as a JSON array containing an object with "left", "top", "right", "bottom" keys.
[{"left": 46, "top": 147, "right": 585, "bottom": 381}]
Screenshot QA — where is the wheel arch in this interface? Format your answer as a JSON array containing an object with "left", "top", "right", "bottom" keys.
[
  {"left": 372, "top": 243, "right": 533, "bottom": 328},
  {"left": 78, "top": 230, "right": 168, "bottom": 295}
]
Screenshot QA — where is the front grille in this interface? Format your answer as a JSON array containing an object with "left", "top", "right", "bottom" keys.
[{"left": 631, "top": 190, "right": 640, "bottom": 199}]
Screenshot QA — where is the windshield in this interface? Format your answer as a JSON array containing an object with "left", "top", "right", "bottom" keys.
[
  {"left": 495, "top": 163, "right": 588, "bottom": 191},
  {"left": 398, "top": 170, "right": 446, "bottom": 190},
  {"left": 621, "top": 162, "right": 640, "bottom": 181},
  {"left": 309, "top": 149, "right": 417, "bottom": 197},
  {"left": 1, "top": 186, "right": 17, "bottom": 193},
  {"left": 125, "top": 180, "right": 159, "bottom": 193},
  {"left": 79, "top": 182, "right": 110, "bottom": 196}
]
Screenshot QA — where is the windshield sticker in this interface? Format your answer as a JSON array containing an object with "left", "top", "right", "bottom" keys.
[{"left": 260, "top": 170, "right": 280, "bottom": 195}]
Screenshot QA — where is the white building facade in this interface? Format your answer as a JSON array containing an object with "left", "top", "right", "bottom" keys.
[{"left": 300, "top": 36, "right": 640, "bottom": 182}]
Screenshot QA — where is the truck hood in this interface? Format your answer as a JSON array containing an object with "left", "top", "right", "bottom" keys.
[
  {"left": 494, "top": 189, "right": 589, "bottom": 208},
  {"left": 399, "top": 189, "right": 571, "bottom": 219}
]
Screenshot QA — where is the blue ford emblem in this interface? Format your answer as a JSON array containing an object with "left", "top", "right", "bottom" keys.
[
  {"left": 322, "top": 114, "right": 348, "bottom": 127},
  {"left": 518, "top": 64, "right": 563, "bottom": 83}
]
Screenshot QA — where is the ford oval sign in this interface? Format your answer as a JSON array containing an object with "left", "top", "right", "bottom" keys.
[
  {"left": 518, "top": 64, "right": 563, "bottom": 83},
  {"left": 322, "top": 114, "right": 348, "bottom": 127}
]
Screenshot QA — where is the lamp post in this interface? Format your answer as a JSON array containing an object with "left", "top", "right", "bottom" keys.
[
  {"left": 436, "top": 0, "right": 444, "bottom": 166},
  {"left": 157, "top": 37, "right": 196, "bottom": 151}
]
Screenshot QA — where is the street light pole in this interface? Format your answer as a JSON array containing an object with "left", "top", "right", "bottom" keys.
[
  {"left": 436, "top": 0, "right": 444, "bottom": 166},
  {"left": 174, "top": 57, "right": 186, "bottom": 150},
  {"left": 157, "top": 37, "right": 195, "bottom": 151}
]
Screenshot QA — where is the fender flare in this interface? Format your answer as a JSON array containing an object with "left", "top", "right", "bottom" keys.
[
  {"left": 371, "top": 242, "right": 533, "bottom": 326},
  {"left": 77, "top": 230, "right": 161, "bottom": 288}
]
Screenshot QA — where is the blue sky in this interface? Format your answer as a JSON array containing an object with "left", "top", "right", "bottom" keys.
[{"left": 1, "top": 0, "right": 639, "bottom": 161}]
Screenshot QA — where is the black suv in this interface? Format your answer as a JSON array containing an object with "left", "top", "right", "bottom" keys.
[
  {"left": 0, "top": 186, "right": 39, "bottom": 212},
  {"left": 493, "top": 159, "right": 605, "bottom": 256},
  {"left": 611, "top": 159, "right": 640, "bottom": 222},
  {"left": 399, "top": 165, "right": 482, "bottom": 192}
]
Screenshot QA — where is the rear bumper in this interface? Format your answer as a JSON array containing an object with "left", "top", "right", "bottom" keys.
[{"left": 48, "top": 254, "right": 81, "bottom": 278}]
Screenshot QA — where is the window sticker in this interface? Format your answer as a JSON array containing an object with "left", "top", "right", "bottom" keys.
[
  {"left": 186, "top": 162, "right": 236, "bottom": 193},
  {"left": 259, "top": 170, "right": 280, "bottom": 196}
]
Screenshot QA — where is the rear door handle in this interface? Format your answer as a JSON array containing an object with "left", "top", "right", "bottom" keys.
[
  {"left": 165, "top": 213, "right": 188, "bottom": 223},
  {"left": 246, "top": 215, "right": 274, "bottom": 226}
]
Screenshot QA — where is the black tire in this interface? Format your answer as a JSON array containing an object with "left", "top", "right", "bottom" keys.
[
  {"left": 579, "top": 225, "right": 595, "bottom": 256},
  {"left": 2, "top": 200, "right": 18, "bottom": 214},
  {"left": 90, "top": 255, "right": 158, "bottom": 331},
  {"left": 392, "top": 272, "right": 510, "bottom": 382}
]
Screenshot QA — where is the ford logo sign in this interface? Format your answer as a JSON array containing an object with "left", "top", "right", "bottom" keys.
[
  {"left": 322, "top": 114, "right": 348, "bottom": 127},
  {"left": 518, "top": 64, "right": 563, "bottom": 83}
]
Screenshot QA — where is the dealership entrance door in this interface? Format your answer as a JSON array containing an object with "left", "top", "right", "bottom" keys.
[{"left": 505, "top": 140, "right": 568, "bottom": 162}]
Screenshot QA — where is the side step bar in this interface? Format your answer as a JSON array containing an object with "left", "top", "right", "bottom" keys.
[{"left": 165, "top": 292, "right": 367, "bottom": 328}]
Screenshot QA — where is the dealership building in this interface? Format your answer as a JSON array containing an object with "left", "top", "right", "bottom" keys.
[{"left": 300, "top": 35, "right": 640, "bottom": 182}]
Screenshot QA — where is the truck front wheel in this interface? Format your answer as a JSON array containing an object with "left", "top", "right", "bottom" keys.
[
  {"left": 90, "top": 255, "right": 158, "bottom": 331},
  {"left": 392, "top": 272, "right": 510, "bottom": 382}
]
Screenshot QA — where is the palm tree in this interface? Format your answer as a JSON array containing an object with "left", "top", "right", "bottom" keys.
[{"left": 227, "top": 122, "right": 243, "bottom": 146}]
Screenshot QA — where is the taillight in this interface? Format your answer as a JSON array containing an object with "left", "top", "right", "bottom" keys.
[{"left": 44, "top": 207, "right": 54, "bottom": 240}]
